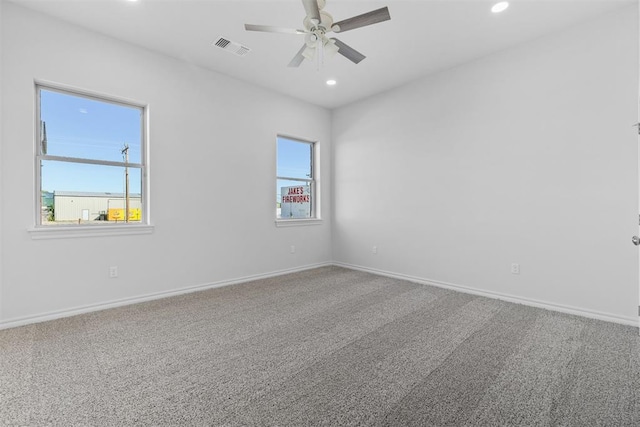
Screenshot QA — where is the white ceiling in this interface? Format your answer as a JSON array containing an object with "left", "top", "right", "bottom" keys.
[{"left": 8, "top": 0, "right": 635, "bottom": 109}]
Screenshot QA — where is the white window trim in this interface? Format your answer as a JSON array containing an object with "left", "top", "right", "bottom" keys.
[
  {"left": 276, "top": 134, "right": 321, "bottom": 225},
  {"left": 28, "top": 224, "right": 154, "bottom": 240},
  {"left": 275, "top": 218, "right": 322, "bottom": 227},
  {"left": 33, "top": 81, "right": 151, "bottom": 237}
]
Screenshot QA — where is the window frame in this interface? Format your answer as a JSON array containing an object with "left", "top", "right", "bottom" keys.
[
  {"left": 276, "top": 134, "right": 320, "bottom": 225},
  {"left": 30, "top": 81, "right": 151, "bottom": 238}
]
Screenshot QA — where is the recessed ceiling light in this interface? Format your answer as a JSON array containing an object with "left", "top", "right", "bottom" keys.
[
  {"left": 326, "top": 79, "right": 337, "bottom": 86},
  {"left": 492, "top": 1, "right": 509, "bottom": 13}
]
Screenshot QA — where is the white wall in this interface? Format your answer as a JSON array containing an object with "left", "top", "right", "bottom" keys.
[
  {"left": 0, "top": 0, "right": 4, "bottom": 322},
  {"left": 332, "top": 5, "right": 639, "bottom": 324},
  {"left": 0, "top": 3, "right": 332, "bottom": 325}
]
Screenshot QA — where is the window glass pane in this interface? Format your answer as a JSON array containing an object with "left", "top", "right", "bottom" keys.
[
  {"left": 277, "top": 137, "right": 311, "bottom": 179},
  {"left": 40, "top": 89, "right": 142, "bottom": 163},
  {"left": 277, "top": 179, "right": 311, "bottom": 219},
  {"left": 41, "top": 160, "right": 142, "bottom": 225}
]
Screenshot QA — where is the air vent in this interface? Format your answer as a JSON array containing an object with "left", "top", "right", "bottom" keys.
[{"left": 213, "top": 37, "right": 251, "bottom": 57}]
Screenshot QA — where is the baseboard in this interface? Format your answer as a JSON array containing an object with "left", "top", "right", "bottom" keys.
[
  {"left": 334, "top": 262, "right": 638, "bottom": 328},
  {"left": 3, "top": 261, "right": 636, "bottom": 330},
  {"left": 0, "top": 262, "right": 332, "bottom": 330}
]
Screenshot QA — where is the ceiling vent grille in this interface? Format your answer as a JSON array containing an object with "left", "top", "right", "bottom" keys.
[{"left": 213, "top": 37, "right": 251, "bottom": 57}]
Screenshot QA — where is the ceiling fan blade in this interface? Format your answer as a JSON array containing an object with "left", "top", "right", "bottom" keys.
[
  {"left": 301, "top": 0, "right": 321, "bottom": 23},
  {"left": 332, "top": 7, "right": 391, "bottom": 33},
  {"left": 331, "top": 38, "right": 366, "bottom": 64},
  {"left": 245, "top": 24, "right": 306, "bottom": 35},
  {"left": 288, "top": 44, "right": 307, "bottom": 67}
]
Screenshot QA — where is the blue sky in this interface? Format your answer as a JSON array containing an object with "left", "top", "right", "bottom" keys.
[{"left": 40, "top": 88, "right": 142, "bottom": 194}]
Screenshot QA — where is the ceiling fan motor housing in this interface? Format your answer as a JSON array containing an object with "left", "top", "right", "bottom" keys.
[{"left": 304, "top": 10, "right": 334, "bottom": 33}]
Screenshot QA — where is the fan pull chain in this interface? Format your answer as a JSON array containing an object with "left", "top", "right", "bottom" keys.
[{"left": 317, "top": 39, "right": 324, "bottom": 71}]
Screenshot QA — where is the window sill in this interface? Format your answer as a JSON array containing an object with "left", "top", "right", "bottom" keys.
[
  {"left": 28, "top": 224, "right": 154, "bottom": 240},
  {"left": 275, "top": 218, "right": 322, "bottom": 227}
]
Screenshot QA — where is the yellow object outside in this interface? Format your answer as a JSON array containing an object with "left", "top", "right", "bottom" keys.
[{"left": 107, "top": 208, "right": 141, "bottom": 221}]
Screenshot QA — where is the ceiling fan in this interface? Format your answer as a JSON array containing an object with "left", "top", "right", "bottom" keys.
[{"left": 244, "top": 0, "right": 391, "bottom": 67}]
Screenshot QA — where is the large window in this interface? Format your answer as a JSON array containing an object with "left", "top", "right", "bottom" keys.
[
  {"left": 276, "top": 136, "right": 316, "bottom": 220},
  {"left": 36, "top": 85, "right": 146, "bottom": 226}
]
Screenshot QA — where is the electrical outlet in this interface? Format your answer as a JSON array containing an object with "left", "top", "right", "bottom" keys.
[
  {"left": 109, "top": 266, "right": 118, "bottom": 278},
  {"left": 372, "top": 246, "right": 378, "bottom": 254},
  {"left": 290, "top": 245, "right": 296, "bottom": 254},
  {"left": 511, "top": 263, "right": 520, "bottom": 275}
]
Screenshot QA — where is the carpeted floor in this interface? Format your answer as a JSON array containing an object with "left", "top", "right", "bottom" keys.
[{"left": 1, "top": 266, "right": 639, "bottom": 426}]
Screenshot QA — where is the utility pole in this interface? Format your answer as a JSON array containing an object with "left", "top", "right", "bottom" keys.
[{"left": 121, "top": 144, "right": 130, "bottom": 223}]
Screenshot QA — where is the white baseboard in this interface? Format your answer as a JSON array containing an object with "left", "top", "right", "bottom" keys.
[
  {"left": 2, "top": 261, "right": 636, "bottom": 330},
  {"left": 0, "top": 262, "right": 332, "bottom": 331},
  {"left": 334, "top": 262, "right": 638, "bottom": 328}
]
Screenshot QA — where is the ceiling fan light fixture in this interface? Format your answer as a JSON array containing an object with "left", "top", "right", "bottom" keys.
[
  {"left": 302, "top": 46, "right": 316, "bottom": 60},
  {"left": 491, "top": 2, "right": 509, "bottom": 13},
  {"left": 323, "top": 38, "right": 339, "bottom": 58},
  {"left": 305, "top": 33, "right": 319, "bottom": 47}
]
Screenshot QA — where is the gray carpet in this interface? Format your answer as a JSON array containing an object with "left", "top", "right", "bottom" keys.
[{"left": 1, "top": 266, "right": 639, "bottom": 426}]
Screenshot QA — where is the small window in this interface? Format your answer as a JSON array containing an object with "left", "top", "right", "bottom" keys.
[
  {"left": 276, "top": 136, "right": 316, "bottom": 220},
  {"left": 36, "top": 85, "right": 147, "bottom": 226}
]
